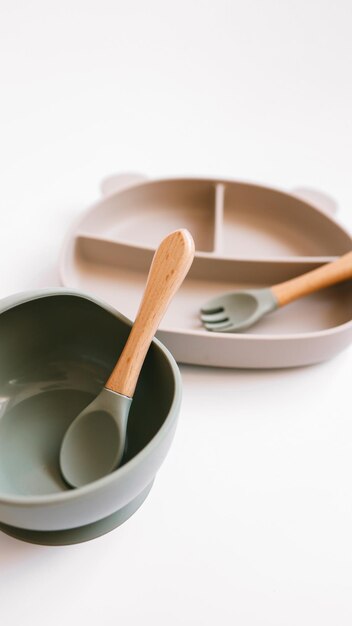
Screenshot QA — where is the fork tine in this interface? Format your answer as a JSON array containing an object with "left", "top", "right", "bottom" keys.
[
  {"left": 206, "top": 323, "right": 234, "bottom": 332},
  {"left": 200, "top": 311, "right": 227, "bottom": 323},
  {"left": 200, "top": 304, "right": 224, "bottom": 315},
  {"left": 204, "top": 320, "right": 233, "bottom": 331}
]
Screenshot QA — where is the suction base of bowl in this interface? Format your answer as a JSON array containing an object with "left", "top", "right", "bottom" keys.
[{"left": 0, "top": 481, "right": 154, "bottom": 546}]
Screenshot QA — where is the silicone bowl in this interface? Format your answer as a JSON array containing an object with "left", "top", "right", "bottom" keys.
[{"left": 0, "top": 289, "right": 181, "bottom": 545}]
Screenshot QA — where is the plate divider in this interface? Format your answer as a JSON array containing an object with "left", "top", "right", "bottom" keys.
[{"left": 213, "top": 183, "right": 226, "bottom": 254}]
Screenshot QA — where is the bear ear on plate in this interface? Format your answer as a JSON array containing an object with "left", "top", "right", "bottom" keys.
[
  {"left": 291, "top": 187, "right": 338, "bottom": 217},
  {"left": 100, "top": 173, "right": 147, "bottom": 198}
]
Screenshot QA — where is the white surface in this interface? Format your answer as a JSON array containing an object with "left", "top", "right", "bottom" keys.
[{"left": 0, "top": 1, "right": 352, "bottom": 624}]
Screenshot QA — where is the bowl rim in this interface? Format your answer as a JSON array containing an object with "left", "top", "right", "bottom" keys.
[{"left": 0, "top": 288, "right": 182, "bottom": 507}]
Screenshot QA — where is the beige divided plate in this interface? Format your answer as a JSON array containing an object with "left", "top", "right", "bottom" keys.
[{"left": 60, "top": 173, "right": 352, "bottom": 368}]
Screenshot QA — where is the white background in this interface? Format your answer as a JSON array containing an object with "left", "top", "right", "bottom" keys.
[{"left": 0, "top": 1, "right": 352, "bottom": 624}]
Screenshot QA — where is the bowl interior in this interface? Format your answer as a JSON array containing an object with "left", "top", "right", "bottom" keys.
[{"left": 0, "top": 295, "right": 176, "bottom": 497}]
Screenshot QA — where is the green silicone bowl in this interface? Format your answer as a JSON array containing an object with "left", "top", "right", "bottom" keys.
[{"left": 0, "top": 289, "right": 181, "bottom": 545}]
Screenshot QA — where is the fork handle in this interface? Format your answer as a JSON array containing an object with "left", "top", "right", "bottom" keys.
[{"left": 271, "top": 251, "right": 352, "bottom": 307}]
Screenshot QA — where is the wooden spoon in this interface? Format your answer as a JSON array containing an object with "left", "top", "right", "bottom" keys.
[{"left": 60, "top": 229, "right": 195, "bottom": 487}]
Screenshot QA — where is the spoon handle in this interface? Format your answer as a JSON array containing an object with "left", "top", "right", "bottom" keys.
[
  {"left": 271, "top": 251, "right": 352, "bottom": 307},
  {"left": 106, "top": 229, "right": 195, "bottom": 397}
]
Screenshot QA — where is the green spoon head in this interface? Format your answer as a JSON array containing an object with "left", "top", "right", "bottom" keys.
[{"left": 59, "top": 388, "right": 132, "bottom": 488}]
